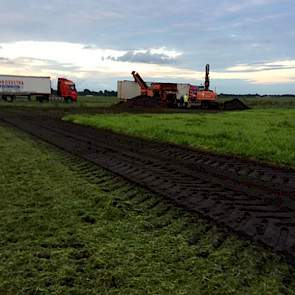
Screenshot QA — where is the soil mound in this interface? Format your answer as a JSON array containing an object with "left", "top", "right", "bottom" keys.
[
  {"left": 112, "top": 96, "right": 250, "bottom": 112},
  {"left": 223, "top": 98, "right": 250, "bottom": 111},
  {"left": 113, "top": 96, "right": 161, "bottom": 109}
]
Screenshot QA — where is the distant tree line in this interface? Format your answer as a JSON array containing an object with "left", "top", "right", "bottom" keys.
[
  {"left": 219, "top": 93, "right": 295, "bottom": 98},
  {"left": 78, "top": 89, "right": 117, "bottom": 96}
]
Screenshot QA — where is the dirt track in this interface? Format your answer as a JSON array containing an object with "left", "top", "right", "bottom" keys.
[{"left": 1, "top": 111, "right": 295, "bottom": 264}]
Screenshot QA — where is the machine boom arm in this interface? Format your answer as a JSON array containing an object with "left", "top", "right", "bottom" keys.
[
  {"left": 204, "top": 64, "right": 210, "bottom": 91},
  {"left": 132, "top": 71, "right": 148, "bottom": 91}
]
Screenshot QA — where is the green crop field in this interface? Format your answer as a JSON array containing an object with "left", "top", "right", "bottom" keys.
[
  {"left": 0, "top": 96, "right": 119, "bottom": 108},
  {"left": 65, "top": 108, "right": 295, "bottom": 168},
  {"left": 218, "top": 95, "right": 295, "bottom": 109},
  {"left": 1, "top": 95, "right": 295, "bottom": 110},
  {"left": 1, "top": 126, "right": 295, "bottom": 294}
]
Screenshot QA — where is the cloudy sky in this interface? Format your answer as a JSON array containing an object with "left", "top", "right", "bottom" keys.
[{"left": 1, "top": 0, "right": 294, "bottom": 93}]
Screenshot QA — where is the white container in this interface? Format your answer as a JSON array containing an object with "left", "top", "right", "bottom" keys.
[
  {"left": 118, "top": 80, "right": 194, "bottom": 101},
  {"left": 117, "top": 80, "right": 141, "bottom": 100},
  {"left": 177, "top": 83, "right": 190, "bottom": 100},
  {"left": 0, "top": 75, "right": 51, "bottom": 96}
]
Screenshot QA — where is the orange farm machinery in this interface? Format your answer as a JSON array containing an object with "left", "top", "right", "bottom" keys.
[
  {"left": 132, "top": 64, "right": 218, "bottom": 108},
  {"left": 131, "top": 71, "right": 178, "bottom": 107}
]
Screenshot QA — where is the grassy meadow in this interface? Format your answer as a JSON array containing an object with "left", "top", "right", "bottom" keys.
[
  {"left": 1, "top": 126, "right": 295, "bottom": 294},
  {"left": 0, "top": 95, "right": 119, "bottom": 108},
  {"left": 219, "top": 95, "right": 295, "bottom": 109},
  {"left": 65, "top": 109, "right": 295, "bottom": 168},
  {"left": 1, "top": 94, "right": 295, "bottom": 110}
]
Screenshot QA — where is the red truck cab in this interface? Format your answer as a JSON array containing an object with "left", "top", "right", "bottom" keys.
[{"left": 57, "top": 78, "right": 78, "bottom": 102}]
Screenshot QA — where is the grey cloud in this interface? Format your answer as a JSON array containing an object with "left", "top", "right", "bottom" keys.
[
  {"left": 260, "top": 64, "right": 295, "bottom": 71},
  {"left": 0, "top": 56, "right": 79, "bottom": 72},
  {"left": 0, "top": 0, "right": 295, "bottom": 93},
  {"left": 83, "top": 45, "right": 97, "bottom": 49},
  {"left": 107, "top": 50, "right": 179, "bottom": 64},
  {"left": 229, "top": 62, "right": 295, "bottom": 73},
  {"left": 0, "top": 57, "right": 15, "bottom": 65}
]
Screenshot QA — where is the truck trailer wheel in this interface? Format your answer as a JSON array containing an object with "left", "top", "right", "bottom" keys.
[
  {"left": 36, "top": 96, "right": 45, "bottom": 103},
  {"left": 5, "top": 95, "right": 15, "bottom": 102},
  {"left": 36, "top": 95, "right": 49, "bottom": 103}
]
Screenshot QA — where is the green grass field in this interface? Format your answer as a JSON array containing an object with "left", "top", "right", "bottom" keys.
[
  {"left": 1, "top": 126, "right": 295, "bottom": 294},
  {"left": 0, "top": 96, "right": 119, "bottom": 108},
  {"left": 65, "top": 109, "right": 295, "bottom": 168},
  {"left": 1, "top": 95, "right": 295, "bottom": 110},
  {"left": 218, "top": 95, "right": 295, "bottom": 109}
]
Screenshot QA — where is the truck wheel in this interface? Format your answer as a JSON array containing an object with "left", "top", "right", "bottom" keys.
[
  {"left": 6, "top": 95, "right": 14, "bottom": 102},
  {"left": 65, "top": 97, "right": 72, "bottom": 103}
]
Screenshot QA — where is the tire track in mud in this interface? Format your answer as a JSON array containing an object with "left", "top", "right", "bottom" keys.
[{"left": 1, "top": 113, "right": 295, "bottom": 264}]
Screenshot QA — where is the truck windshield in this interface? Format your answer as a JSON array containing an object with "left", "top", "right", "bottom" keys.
[{"left": 70, "top": 85, "right": 76, "bottom": 91}]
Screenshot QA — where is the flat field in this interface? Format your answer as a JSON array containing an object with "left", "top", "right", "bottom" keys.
[
  {"left": 219, "top": 95, "right": 295, "bottom": 109},
  {"left": 65, "top": 108, "right": 295, "bottom": 168},
  {"left": 0, "top": 96, "right": 119, "bottom": 108},
  {"left": 1, "top": 125, "right": 295, "bottom": 294},
  {"left": 1, "top": 95, "right": 295, "bottom": 110}
]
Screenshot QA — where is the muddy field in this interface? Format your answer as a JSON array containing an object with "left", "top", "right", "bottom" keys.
[
  {"left": 3, "top": 124, "right": 295, "bottom": 294},
  {"left": 1, "top": 109, "right": 295, "bottom": 265}
]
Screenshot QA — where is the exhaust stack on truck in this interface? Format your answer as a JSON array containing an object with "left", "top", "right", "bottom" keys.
[{"left": 0, "top": 75, "right": 78, "bottom": 102}]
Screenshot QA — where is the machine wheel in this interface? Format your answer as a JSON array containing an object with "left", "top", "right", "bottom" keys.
[
  {"left": 201, "top": 101, "right": 209, "bottom": 110},
  {"left": 166, "top": 94, "right": 177, "bottom": 108}
]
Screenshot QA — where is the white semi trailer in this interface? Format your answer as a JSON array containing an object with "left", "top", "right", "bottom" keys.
[
  {"left": 0, "top": 75, "right": 51, "bottom": 102},
  {"left": 0, "top": 75, "right": 78, "bottom": 102}
]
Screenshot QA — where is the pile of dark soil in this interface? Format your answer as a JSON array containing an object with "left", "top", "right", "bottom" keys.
[
  {"left": 112, "top": 96, "right": 250, "bottom": 112},
  {"left": 223, "top": 98, "right": 250, "bottom": 111},
  {"left": 113, "top": 96, "right": 161, "bottom": 109}
]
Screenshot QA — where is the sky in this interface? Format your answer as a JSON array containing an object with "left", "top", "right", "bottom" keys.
[{"left": 0, "top": 0, "right": 295, "bottom": 94}]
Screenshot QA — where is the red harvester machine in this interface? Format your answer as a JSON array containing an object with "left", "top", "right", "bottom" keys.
[
  {"left": 131, "top": 71, "right": 178, "bottom": 107},
  {"left": 132, "top": 64, "right": 218, "bottom": 108}
]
